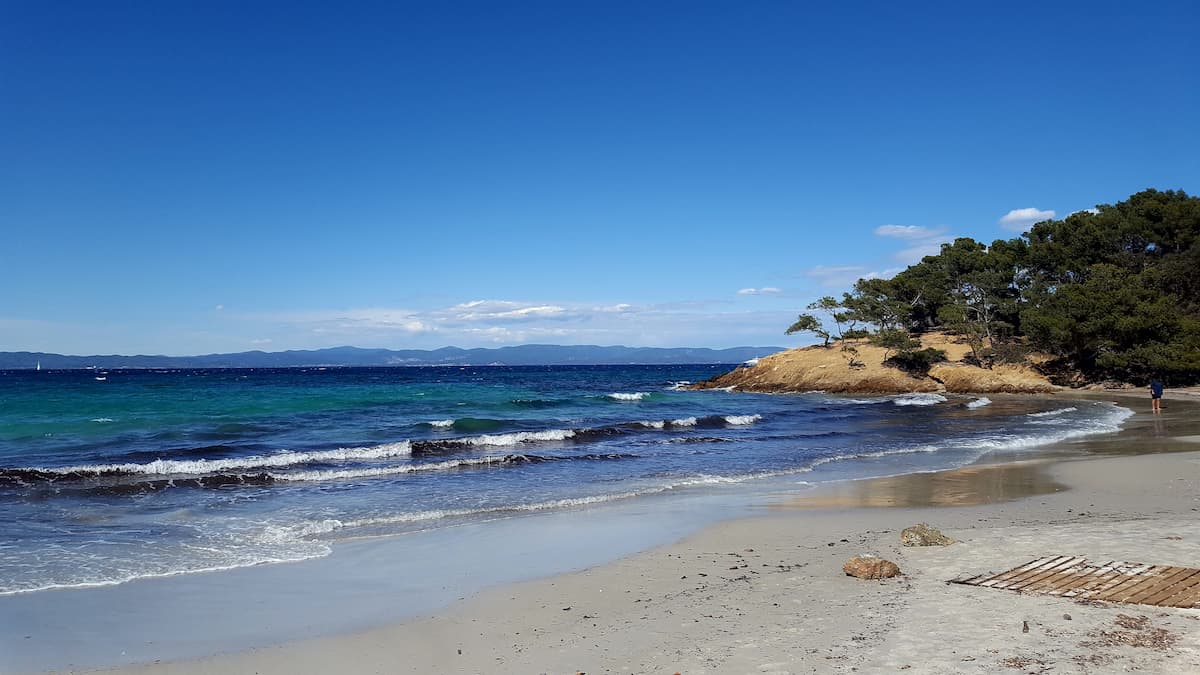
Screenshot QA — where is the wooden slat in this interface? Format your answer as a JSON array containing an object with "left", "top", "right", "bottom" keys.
[
  {"left": 987, "top": 556, "right": 1076, "bottom": 589},
  {"left": 975, "top": 556, "right": 1066, "bottom": 588},
  {"left": 1136, "top": 569, "right": 1200, "bottom": 606},
  {"left": 1125, "top": 567, "right": 1198, "bottom": 604},
  {"left": 1076, "top": 563, "right": 1154, "bottom": 600},
  {"left": 1005, "top": 557, "right": 1089, "bottom": 592},
  {"left": 1091, "top": 566, "right": 1166, "bottom": 602},
  {"left": 1049, "top": 561, "right": 1120, "bottom": 597},
  {"left": 1063, "top": 562, "right": 1141, "bottom": 599},
  {"left": 949, "top": 556, "right": 1200, "bottom": 609},
  {"left": 1160, "top": 580, "right": 1200, "bottom": 608}
]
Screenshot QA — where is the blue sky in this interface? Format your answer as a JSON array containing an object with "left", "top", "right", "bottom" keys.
[{"left": 2, "top": 1, "right": 1197, "bottom": 355}]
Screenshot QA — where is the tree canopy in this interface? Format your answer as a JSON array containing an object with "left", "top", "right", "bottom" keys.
[{"left": 792, "top": 189, "right": 1200, "bottom": 384}]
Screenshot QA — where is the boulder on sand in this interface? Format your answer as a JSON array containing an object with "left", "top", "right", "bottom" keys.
[
  {"left": 900, "top": 523, "right": 954, "bottom": 547},
  {"left": 843, "top": 555, "right": 902, "bottom": 579}
]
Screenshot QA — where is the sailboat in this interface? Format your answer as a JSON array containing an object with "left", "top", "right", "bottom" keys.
[{"left": 36, "top": 360, "right": 41, "bottom": 371}]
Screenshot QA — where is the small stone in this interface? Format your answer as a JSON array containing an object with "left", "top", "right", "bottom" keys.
[
  {"left": 900, "top": 523, "right": 954, "bottom": 547},
  {"left": 1022, "top": 620, "right": 1029, "bottom": 633},
  {"left": 843, "top": 555, "right": 902, "bottom": 579},
  {"left": 1063, "top": 613, "right": 1072, "bottom": 621}
]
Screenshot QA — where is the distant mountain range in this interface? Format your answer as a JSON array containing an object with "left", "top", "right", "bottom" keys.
[{"left": 0, "top": 344, "right": 784, "bottom": 369}]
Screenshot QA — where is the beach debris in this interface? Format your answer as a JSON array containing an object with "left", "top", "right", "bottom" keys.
[
  {"left": 1000, "top": 655, "right": 1045, "bottom": 669},
  {"left": 900, "top": 523, "right": 954, "bottom": 546},
  {"left": 1082, "top": 614, "right": 1178, "bottom": 650},
  {"left": 1022, "top": 620, "right": 1030, "bottom": 633},
  {"left": 843, "top": 555, "right": 901, "bottom": 579}
]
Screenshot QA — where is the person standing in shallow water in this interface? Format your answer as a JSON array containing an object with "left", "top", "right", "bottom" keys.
[{"left": 1150, "top": 378, "right": 1164, "bottom": 413}]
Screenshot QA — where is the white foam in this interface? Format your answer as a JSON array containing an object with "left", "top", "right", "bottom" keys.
[
  {"left": 637, "top": 420, "right": 666, "bottom": 429},
  {"left": 428, "top": 419, "right": 454, "bottom": 429},
  {"left": 1028, "top": 406, "right": 1077, "bottom": 417},
  {"left": 723, "top": 414, "right": 762, "bottom": 425},
  {"left": 608, "top": 392, "right": 649, "bottom": 401},
  {"left": 666, "top": 381, "right": 692, "bottom": 391},
  {"left": 28, "top": 441, "right": 414, "bottom": 476},
  {"left": 892, "top": 393, "right": 947, "bottom": 406},
  {"left": 272, "top": 474, "right": 784, "bottom": 542},
  {"left": 743, "top": 358, "right": 760, "bottom": 366},
  {"left": 670, "top": 417, "right": 698, "bottom": 427},
  {"left": 276, "top": 455, "right": 520, "bottom": 482},
  {"left": 90, "top": 418, "right": 115, "bottom": 423},
  {"left": 459, "top": 429, "right": 575, "bottom": 447},
  {"left": 966, "top": 397, "right": 992, "bottom": 409}
]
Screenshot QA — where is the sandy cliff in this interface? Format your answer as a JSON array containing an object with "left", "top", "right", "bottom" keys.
[{"left": 694, "top": 333, "right": 1056, "bottom": 394}]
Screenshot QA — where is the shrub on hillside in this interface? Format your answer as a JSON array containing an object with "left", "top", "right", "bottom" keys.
[{"left": 884, "top": 348, "right": 948, "bottom": 376}]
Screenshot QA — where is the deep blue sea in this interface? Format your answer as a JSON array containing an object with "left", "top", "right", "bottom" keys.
[{"left": 0, "top": 365, "right": 1131, "bottom": 596}]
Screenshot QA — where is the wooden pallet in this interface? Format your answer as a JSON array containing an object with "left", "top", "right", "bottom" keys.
[{"left": 949, "top": 555, "right": 1200, "bottom": 608}]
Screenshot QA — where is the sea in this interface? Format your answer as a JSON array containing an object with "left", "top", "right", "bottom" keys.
[{"left": 0, "top": 365, "right": 1132, "bottom": 598}]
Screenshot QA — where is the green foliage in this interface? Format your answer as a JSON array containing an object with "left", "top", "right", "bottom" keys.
[
  {"left": 869, "top": 329, "right": 919, "bottom": 358},
  {"left": 790, "top": 188, "right": 1200, "bottom": 384},
  {"left": 785, "top": 313, "right": 831, "bottom": 347},
  {"left": 884, "top": 348, "right": 948, "bottom": 376}
]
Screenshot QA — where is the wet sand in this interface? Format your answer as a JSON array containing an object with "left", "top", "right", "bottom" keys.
[{"left": 92, "top": 394, "right": 1200, "bottom": 674}]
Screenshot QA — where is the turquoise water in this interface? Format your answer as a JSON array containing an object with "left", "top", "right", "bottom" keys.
[{"left": 0, "top": 365, "right": 1131, "bottom": 595}]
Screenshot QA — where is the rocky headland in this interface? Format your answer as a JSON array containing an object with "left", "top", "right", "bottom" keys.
[{"left": 693, "top": 332, "right": 1057, "bottom": 394}]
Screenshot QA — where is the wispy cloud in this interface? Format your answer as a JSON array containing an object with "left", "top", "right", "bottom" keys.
[
  {"left": 894, "top": 242, "right": 946, "bottom": 265},
  {"left": 235, "top": 299, "right": 794, "bottom": 350},
  {"left": 805, "top": 265, "right": 868, "bottom": 288},
  {"left": 999, "top": 207, "right": 1056, "bottom": 231},
  {"left": 737, "top": 287, "right": 781, "bottom": 295},
  {"left": 873, "top": 224, "right": 946, "bottom": 240},
  {"left": 452, "top": 300, "right": 568, "bottom": 322},
  {"left": 872, "top": 224, "right": 952, "bottom": 265},
  {"left": 1070, "top": 207, "right": 1100, "bottom": 216}
]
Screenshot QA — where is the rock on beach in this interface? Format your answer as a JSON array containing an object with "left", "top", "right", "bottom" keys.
[{"left": 843, "top": 555, "right": 902, "bottom": 579}]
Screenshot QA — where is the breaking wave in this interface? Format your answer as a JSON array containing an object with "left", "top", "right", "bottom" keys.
[
  {"left": 1028, "top": 407, "right": 1077, "bottom": 417},
  {"left": 892, "top": 393, "right": 947, "bottom": 406},
  {"left": 1, "top": 442, "right": 414, "bottom": 481}
]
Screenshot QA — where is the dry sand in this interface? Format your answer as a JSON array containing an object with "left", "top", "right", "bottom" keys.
[{"left": 97, "top": 397, "right": 1200, "bottom": 674}]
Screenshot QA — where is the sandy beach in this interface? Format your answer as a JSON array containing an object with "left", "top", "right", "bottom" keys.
[{"left": 71, "top": 392, "right": 1199, "bottom": 675}]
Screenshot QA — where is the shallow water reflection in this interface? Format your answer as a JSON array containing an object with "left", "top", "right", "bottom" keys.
[{"left": 780, "top": 461, "right": 1066, "bottom": 508}]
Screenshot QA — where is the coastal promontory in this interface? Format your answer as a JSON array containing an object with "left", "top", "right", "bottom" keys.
[{"left": 692, "top": 332, "right": 1055, "bottom": 394}]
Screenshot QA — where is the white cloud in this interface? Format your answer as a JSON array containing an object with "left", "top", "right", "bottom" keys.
[
  {"left": 598, "top": 303, "right": 632, "bottom": 313},
  {"left": 452, "top": 301, "right": 568, "bottom": 322},
  {"left": 874, "top": 225, "right": 946, "bottom": 240},
  {"left": 737, "top": 287, "right": 781, "bottom": 295},
  {"left": 895, "top": 242, "right": 947, "bottom": 265},
  {"left": 215, "top": 304, "right": 224, "bottom": 311},
  {"left": 1070, "top": 207, "right": 1100, "bottom": 216},
  {"left": 999, "top": 207, "right": 1056, "bottom": 231},
  {"left": 805, "top": 265, "right": 868, "bottom": 288},
  {"left": 228, "top": 298, "right": 802, "bottom": 350}
]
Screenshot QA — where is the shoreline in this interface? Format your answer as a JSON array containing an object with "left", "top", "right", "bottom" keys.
[{"left": 75, "top": 393, "right": 1200, "bottom": 674}]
